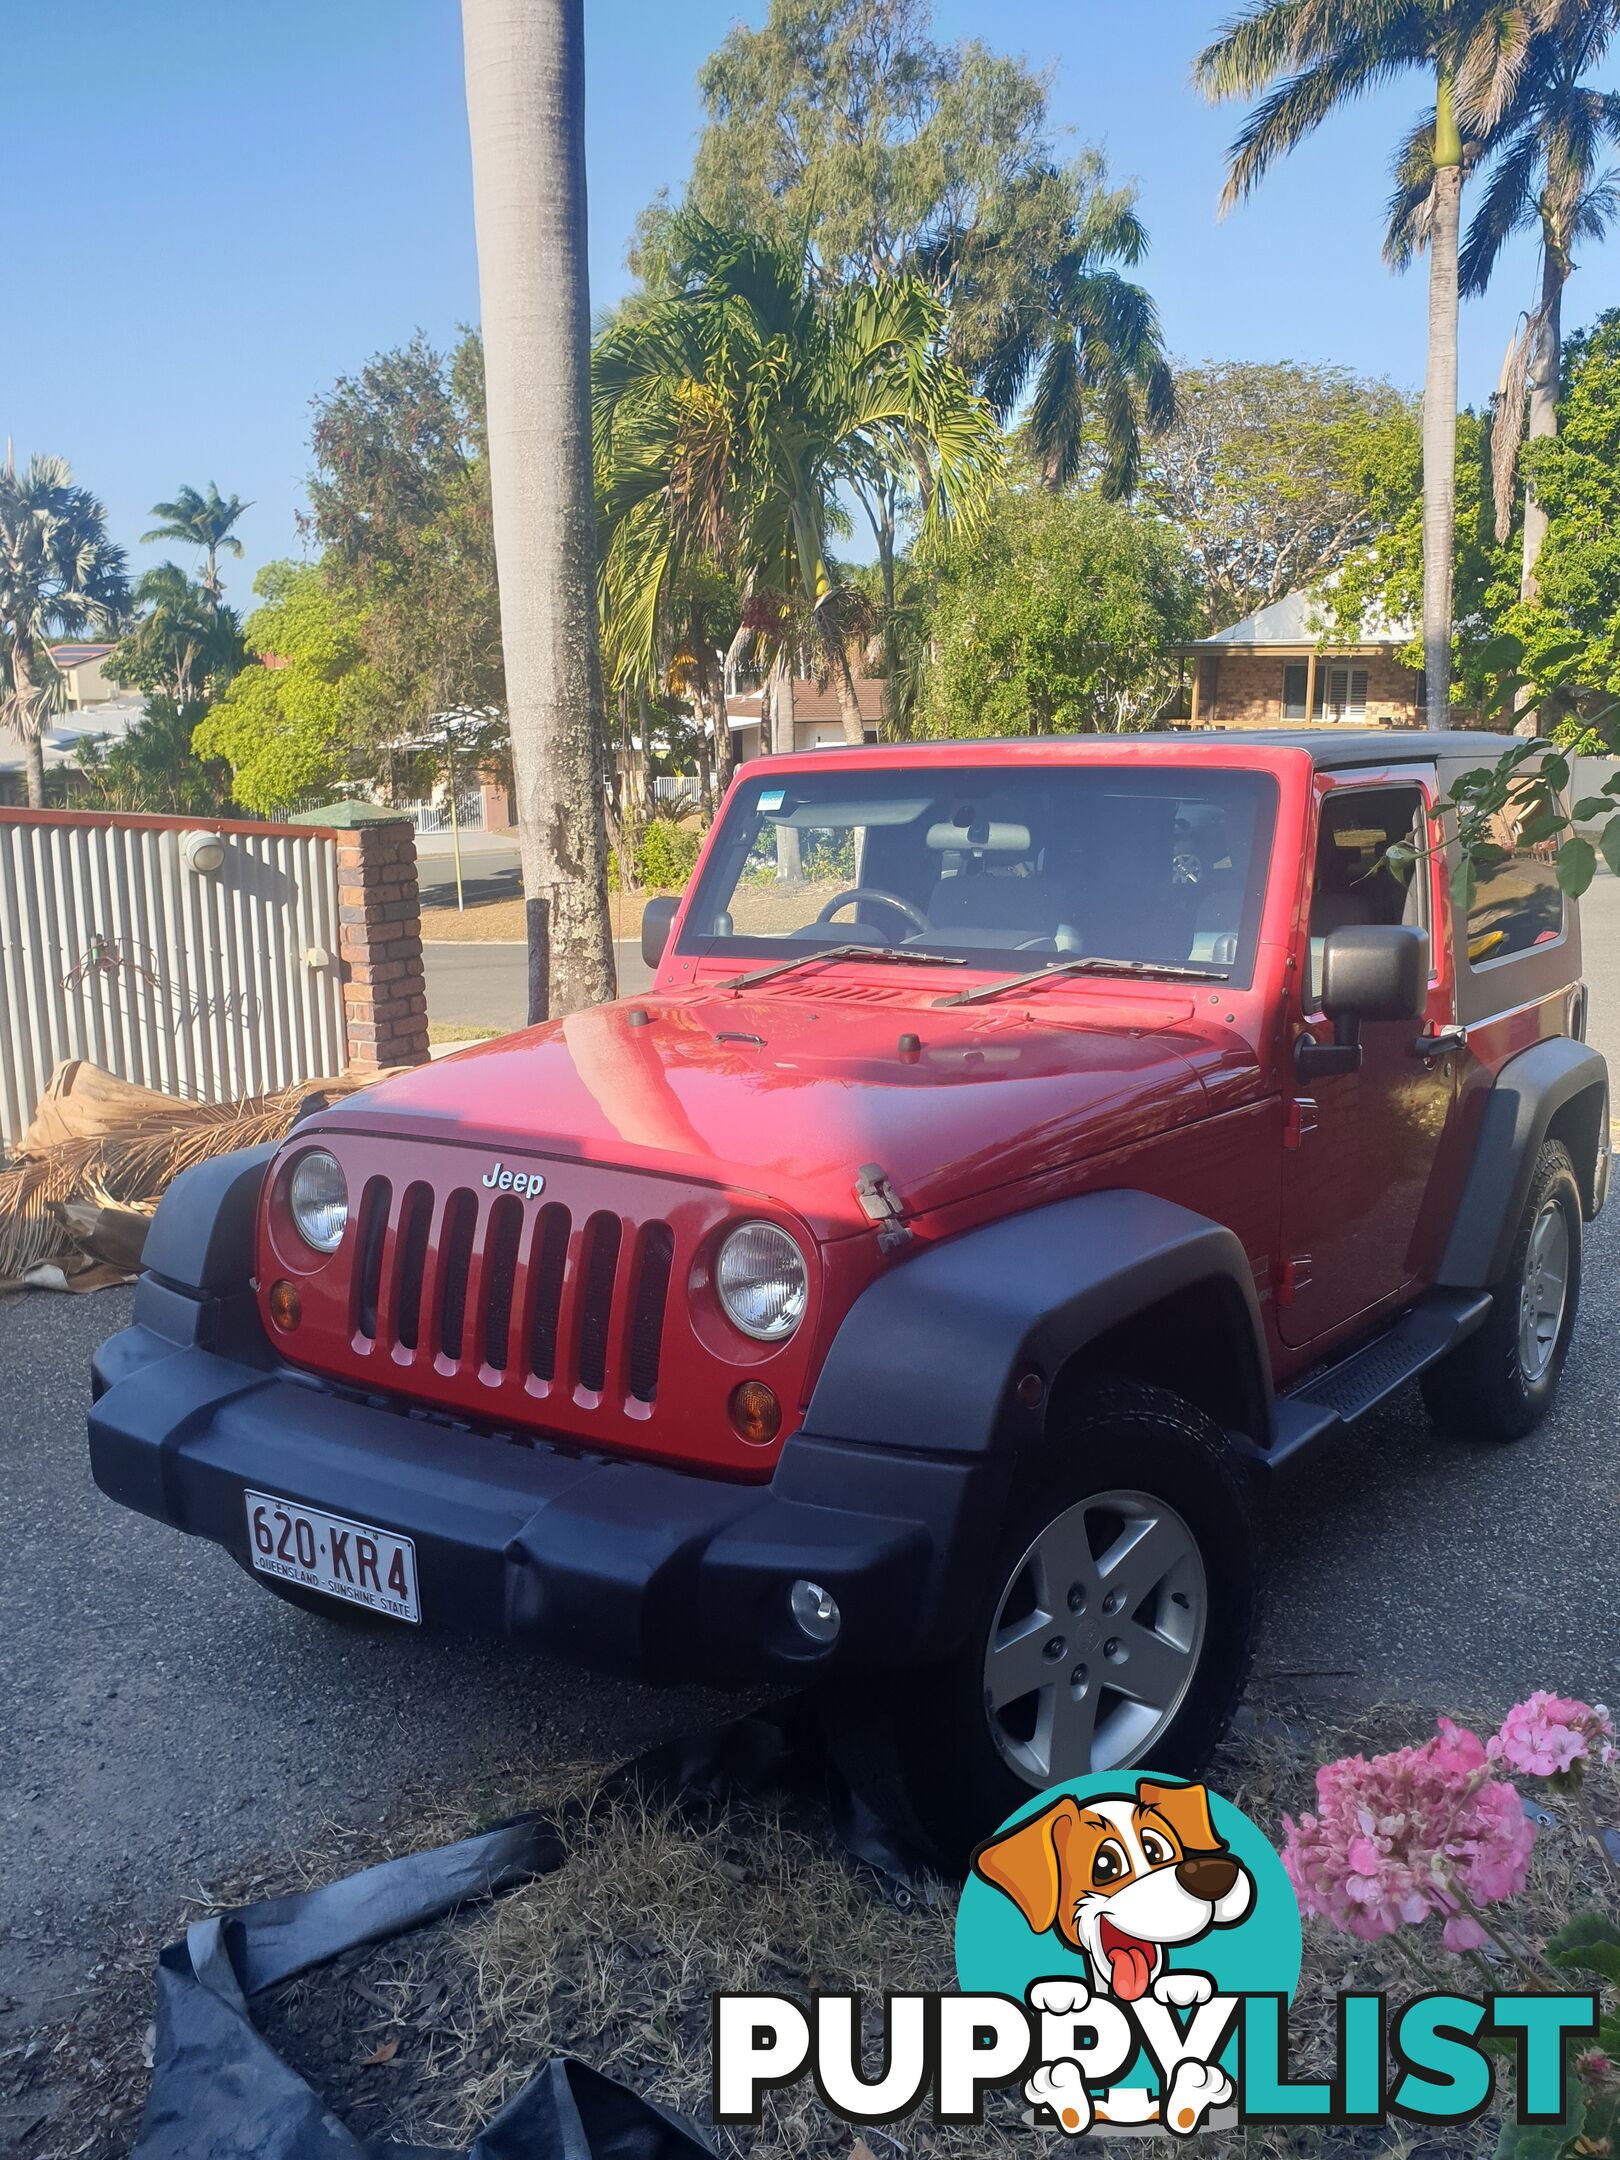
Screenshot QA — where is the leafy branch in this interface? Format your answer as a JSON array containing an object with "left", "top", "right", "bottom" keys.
[{"left": 1392, "top": 631, "right": 1620, "bottom": 913}]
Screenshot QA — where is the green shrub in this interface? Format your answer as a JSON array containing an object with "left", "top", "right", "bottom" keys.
[{"left": 637, "top": 819, "right": 703, "bottom": 891}]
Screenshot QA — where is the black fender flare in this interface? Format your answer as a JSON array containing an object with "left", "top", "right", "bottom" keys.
[
  {"left": 141, "top": 1143, "right": 276, "bottom": 1295},
  {"left": 801, "top": 1189, "right": 1272, "bottom": 1459},
  {"left": 1442, "top": 1036, "right": 1615, "bottom": 1287},
  {"left": 1437, "top": 1037, "right": 1610, "bottom": 1290}
]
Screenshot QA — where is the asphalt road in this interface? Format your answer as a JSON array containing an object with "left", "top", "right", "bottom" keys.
[
  {"left": 424, "top": 939, "right": 652, "bottom": 1031},
  {"left": 2, "top": 873, "right": 1615, "bottom": 2115}
]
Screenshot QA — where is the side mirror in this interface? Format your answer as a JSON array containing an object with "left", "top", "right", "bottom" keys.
[
  {"left": 641, "top": 895, "right": 679, "bottom": 970},
  {"left": 1298, "top": 924, "right": 1428, "bottom": 1080}
]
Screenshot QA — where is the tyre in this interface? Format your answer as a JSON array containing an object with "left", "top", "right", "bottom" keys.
[
  {"left": 1421, "top": 1138, "right": 1582, "bottom": 1444},
  {"left": 822, "top": 1382, "right": 1257, "bottom": 1868}
]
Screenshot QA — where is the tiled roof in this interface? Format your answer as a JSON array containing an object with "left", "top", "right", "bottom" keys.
[
  {"left": 46, "top": 641, "right": 116, "bottom": 669},
  {"left": 725, "top": 675, "right": 885, "bottom": 729}
]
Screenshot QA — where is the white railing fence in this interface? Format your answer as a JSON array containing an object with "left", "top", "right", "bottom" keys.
[
  {"left": 0, "top": 810, "right": 347, "bottom": 1148},
  {"left": 394, "top": 794, "right": 485, "bottom": 835}
]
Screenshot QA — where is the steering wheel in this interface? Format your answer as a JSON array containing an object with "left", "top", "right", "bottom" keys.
[{"left": 815, "top": 887, "right": 931, "bottom": 936}]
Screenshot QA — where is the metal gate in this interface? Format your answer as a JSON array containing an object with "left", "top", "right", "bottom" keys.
[{"left": 0, "top": 810, "right": 347, "bottom": 1148}]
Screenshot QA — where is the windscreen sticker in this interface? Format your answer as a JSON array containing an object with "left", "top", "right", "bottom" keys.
[{"left": 759, "top": 789, "right": 786, "bottom": 812}]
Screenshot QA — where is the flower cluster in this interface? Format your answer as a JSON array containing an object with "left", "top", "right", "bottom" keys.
[
  {"left": 1488, "top": 1691, "right": 1616, "bottom": 1779},
  {"left": 1281, "top": 1717, "right": 1535, "bottom": 1950}
]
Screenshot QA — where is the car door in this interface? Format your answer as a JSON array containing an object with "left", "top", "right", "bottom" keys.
[{"left": 1276, "top": 768, "right": 1462, "bottom": 1349}]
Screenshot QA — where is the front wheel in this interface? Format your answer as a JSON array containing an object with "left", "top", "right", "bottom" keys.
[
  {"left": 1421, "top": 1138, "right": 1582, "bottom": 1444},
  {"left": 823, "top": 1383, "right": 1257, "bottom": 1866}
]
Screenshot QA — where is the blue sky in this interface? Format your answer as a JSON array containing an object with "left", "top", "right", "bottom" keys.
[{"left": 11, "top": 0, "right": 1619, "bottom": 606}]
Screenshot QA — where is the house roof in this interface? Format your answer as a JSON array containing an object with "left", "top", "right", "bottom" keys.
[
  {"left": 46, "top": 641, "right": 117, "bottom": 670},
  {"left": 725, "top": 675, "right": 885, "bottom": 731},
  {"left": 0, "top": 695, "right": 146, "bottom": 776},
  {"left": 1180, "top": 588, "right": 1413, "bottom": 653}
]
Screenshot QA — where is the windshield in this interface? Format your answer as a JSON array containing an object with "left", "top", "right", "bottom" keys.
[{"left": 679, "top": 762, "right": 1279, "bottom": 985}]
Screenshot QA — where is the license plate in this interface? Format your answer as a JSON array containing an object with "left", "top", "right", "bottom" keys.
[{"left": 244, "top": 1491, "right": 420, "bottom": 1623}]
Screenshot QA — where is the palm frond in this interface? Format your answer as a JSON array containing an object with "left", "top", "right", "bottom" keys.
[
  {"left": 1027, "top": 338, "right": 1086, "bottom": 489},
  {"left": 1458, "top": 127, "right": 1542, "bottom": 288},
  {"left": 1194, "top": 0, "right": 1315, "bottom": 100},
  {"left": 1217, "top": 35, "right": 1422, "bottom": 210}
]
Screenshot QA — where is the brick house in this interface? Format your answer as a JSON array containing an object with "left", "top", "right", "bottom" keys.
[
  {"left": 1176, "top": 590, "right": 1425, "bottom": 731},
  {"left": 726, "top": 675, "right": 884, "bottom": 761}
]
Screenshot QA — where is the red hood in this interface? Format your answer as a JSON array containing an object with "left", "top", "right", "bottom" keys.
[{"left": 315, "top": 982, "right": 1255, "bottom": 1241}]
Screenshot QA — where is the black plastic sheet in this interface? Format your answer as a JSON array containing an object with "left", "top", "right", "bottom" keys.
[{"left": 131, "top": 1707, "right": 924, "bottom": 2156}]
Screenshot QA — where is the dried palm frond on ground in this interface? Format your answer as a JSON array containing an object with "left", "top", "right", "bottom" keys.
[{"left": 0, "top": 1060, "right": 396, "bottom": 1291}]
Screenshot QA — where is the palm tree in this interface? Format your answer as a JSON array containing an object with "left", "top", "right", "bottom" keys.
[
  {"left": 109, "top": 562, "right": 246, "bottom": 709},
  {"left": 946, "top": 154, "right": 1177, "bottom": 497},
  {"left": 1195, "top": 1, "right": 1547, "bottom": 730},
  {"left": 0, "top": 451, "right": 129, "bottom": 806},
  {"left": 461, "top": 0, "right": 614, "bottom": 1020},
  {"left": 1389, "top": 1, "right": 1620, "bottom": 600},
  {"left": 593, "top": 217, "right": 1003, "bottom": 747},
  {"left": 142, "top": 482, "right": 251, "bottom": 608}
]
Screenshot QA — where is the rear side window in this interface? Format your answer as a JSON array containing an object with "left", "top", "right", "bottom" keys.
[{"left": 1468, "top": 820, "right": 1565, "bottom": 968}]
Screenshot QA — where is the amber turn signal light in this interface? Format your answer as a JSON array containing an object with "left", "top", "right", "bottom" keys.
[
  {"left": 728, "top": 1379, "right": 781, "bottom": 1446},
  {"left": 268, "top": 1279, "right": 302, "bottom": 1332}
]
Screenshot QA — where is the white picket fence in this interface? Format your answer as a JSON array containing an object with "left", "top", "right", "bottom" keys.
[{"left": 0, "top": 810, "right": 348, "bottom": 1148}]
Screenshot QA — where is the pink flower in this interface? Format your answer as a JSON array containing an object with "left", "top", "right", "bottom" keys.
[
  {"left": 1488, "top": 1693, "right": 1617, "bottom": 1778},
  {"left": 1577, "top": 2049, "right": 1615, "bottom": 2088},
  {"left": 1280, "top": 1717, "right": 1535, "bottom": 1946}
]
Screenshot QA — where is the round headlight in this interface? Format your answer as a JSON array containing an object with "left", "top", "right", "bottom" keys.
[
  {"left": 716, "top": 1220, "right": 808, "bottom": 1342},
  {"left": 286, "top": 1149, "right": 348, "bottom": 1254}
]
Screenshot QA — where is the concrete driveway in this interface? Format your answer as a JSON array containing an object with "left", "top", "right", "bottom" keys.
[{"left": 3, "top": 874, "right": 1615, "bottom": 2125}]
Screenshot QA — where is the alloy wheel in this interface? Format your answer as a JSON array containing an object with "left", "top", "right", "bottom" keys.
[
  {"left": 1518, "top": 1198, "right": 1571, "bottom": 1386},
  {"left": 981, "top": 1488, "right": 1207, "bottom": 1789}
]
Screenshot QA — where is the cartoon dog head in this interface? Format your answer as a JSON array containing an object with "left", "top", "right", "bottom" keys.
[{"left": 971, "top": 1780, "right": 1254, "bottom": 2003}]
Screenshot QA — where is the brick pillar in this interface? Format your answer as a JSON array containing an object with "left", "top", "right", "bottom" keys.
[{"left": 335, "top": 819, "right": 430, "bottom": 1072}]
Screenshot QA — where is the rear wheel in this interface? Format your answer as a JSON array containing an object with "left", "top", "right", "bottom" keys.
[
  {"left": 1421, "top": 1139, "right": 1582, "bottom": 1444},
  {"left": 823, "top": 1383, "right": 1256, "bottom": 1867}
]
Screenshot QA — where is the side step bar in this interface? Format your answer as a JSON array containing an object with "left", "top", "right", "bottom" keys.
[{"left": 1238, "top": 1290, "right": 1494, "bottom": 1477}]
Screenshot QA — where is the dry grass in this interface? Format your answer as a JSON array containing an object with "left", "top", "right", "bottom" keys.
[
  {"left": 9, "top": 1702, "right": 1615, "bottom": 2160},
  {"left": 427, "top": 1022, "right": 502, "bottom": 1047}
]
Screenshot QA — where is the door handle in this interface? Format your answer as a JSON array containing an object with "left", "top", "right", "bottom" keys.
[{"left": 1412, "top": 1024, "right": 1467, "bottom": 1060}]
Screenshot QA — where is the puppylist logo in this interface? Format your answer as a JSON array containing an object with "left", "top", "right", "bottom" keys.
[{"left": 713, "top": 1772, "right": 1601, "bottom": 2138}]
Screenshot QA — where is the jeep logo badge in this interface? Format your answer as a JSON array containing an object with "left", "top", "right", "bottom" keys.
[{"left": 481, "top": 1161, "right": 546, "bottom": 1199}]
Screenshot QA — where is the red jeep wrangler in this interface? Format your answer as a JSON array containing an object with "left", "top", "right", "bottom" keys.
[{"left": 90, "top": 733, "right": 1610, "bottom": 1858}]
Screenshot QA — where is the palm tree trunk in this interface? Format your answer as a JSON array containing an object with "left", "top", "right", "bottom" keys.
[
  {"left": 1520, "top": 238, "right": 1564, "bottom": 607},
  {"left": 9, "top": 636, "right": 46, "bottom": 808},
  {"left": 1422, "top": 101, "right": 1462, "bottom": 732},
  {"left": 829, "top": 639, "right": 867, "bottom": 746},
  {"left": 461, "top": 0, "right": 614, "bottom": 1020},
  {"left": 770, "top": 653, "right": 801, "bottom": 880},
  {"left": 23, "top": 729, "right": 46, "bottom": 809},
  {"left": 877, "top": 495, "right": 903, "bottom": 740}
]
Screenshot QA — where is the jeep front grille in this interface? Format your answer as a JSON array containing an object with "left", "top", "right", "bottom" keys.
[{"left": 351, "top": 1176, "right": 673, "bottom": 1406}]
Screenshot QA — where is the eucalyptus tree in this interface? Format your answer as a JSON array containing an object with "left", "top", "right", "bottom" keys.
[
  {"left": 461, "top": 0, "right": 614, "bottom": 1020},
  {"left": 1388, "top": 0, "right": 1620, "bottom": 599},
  {"left": 594, "top": 216, "right": 1003, "bottom": 747},
  {"left": 142, "top": 482, "right": 250, "bottom": 607},
  {"left": 1196, "top": 0, "right": 1551, "bottom": 728},
  {"left": 0, "top": 451, "right": 129, "bottom": 805}
]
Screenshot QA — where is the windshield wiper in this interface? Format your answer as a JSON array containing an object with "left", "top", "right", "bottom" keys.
[
  {"left": 934, "top": 955, "right": 1231, "bottom": 1008},
  {"left": 713, "top": 943, "right": 968, "bottom": 993}
]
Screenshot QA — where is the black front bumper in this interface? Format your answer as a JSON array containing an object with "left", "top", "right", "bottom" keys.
[{"left": 88, "top": 1281, "right": 1003, "bottom": 1685}]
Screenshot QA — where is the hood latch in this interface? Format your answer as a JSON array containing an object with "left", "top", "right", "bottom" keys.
[{"left": 855, "top": 1162, "right": 912, "bottom": 1252}]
